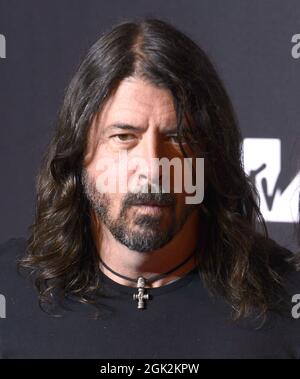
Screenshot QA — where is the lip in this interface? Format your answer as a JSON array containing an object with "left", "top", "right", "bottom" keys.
[
  {"left": 133, "top": 203, "right": 170, "bottom": 207},
  {"left": 132, "top": 204, "right": 170, "bottom": 214}
]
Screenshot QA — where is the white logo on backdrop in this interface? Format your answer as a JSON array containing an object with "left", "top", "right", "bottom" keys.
[
  {"left": 243, "top": 138, "right": 300, "bottom": 223},
  {"left": 292, "top": 294, "right": 300, "bottom": 319},
  {"left": 291, "top": 34, "right": 300, "bottom": 59},
  {"left": 0, "top": 294, "right": 6, "bottom": 318},
  {"left": 0, "top": 34, "right": 6, "bottom": 59}
]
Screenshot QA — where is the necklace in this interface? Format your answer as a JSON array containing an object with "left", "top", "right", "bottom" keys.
[{"left": 99, "top": 245, "right": 199, "bottom": 310}]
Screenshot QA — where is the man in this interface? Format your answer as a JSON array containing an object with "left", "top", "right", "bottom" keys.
[{"left": 0, "top": 18, "right": 300, "bottom": 359}]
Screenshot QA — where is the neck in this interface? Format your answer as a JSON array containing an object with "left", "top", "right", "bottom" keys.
[{"left": 92, "top": 209, "right": 203, "bottom": 288}]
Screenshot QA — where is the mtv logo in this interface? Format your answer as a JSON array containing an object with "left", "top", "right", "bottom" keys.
[
  {"left": 0, "top": 34, "right": 6, "bottom": 59},
  {"left": 0, "top": 294, "right": 6, "bottom": 318},
  {"left": 243, "top": 138, "right": 300, "bottom": 223}
]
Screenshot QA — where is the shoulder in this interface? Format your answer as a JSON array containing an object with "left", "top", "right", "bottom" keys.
[
  {"left": 250, "top": 235, "right": 300, "bottom": 314},
  {"left": 284, "top": 267, "right": 300, "bottom": 298},
  {"left": 252, "top": 234, "right": 296, "bottom": 273},
  {"left": 263, "top": 236, "right": 300, "bottom": 294}
]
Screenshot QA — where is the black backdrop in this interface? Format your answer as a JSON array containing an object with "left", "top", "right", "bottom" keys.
[{"left": 0, "top": 0, "right": 299, "bottom": 252}]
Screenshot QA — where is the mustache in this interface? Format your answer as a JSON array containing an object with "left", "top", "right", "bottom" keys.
[
  {"left": 123, "top": 191, "right": 176, "bottom": 208},
  {"left": 122, "top": 181, "right": 176, "bottom": 207}
]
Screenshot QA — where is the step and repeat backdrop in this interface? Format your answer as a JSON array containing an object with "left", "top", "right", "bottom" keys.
[{"left": 0, "top": 0, "right": 299, "bottom": 251}]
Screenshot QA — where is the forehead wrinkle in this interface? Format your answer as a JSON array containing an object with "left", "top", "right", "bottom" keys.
[
  {"left": 99, "top": 103, "right": 177, "bottom": 134},
  {"left": 94, "top": 78, "right": 179, "bottom": 137},
  {"left": 108, "top": 78, "right": 176, "bottom": 116}
]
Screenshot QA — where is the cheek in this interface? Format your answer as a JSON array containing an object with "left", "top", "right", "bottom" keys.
[
  {"left": 175, "top": 193, "right": 194, "bottom": 215},
  {"left": 176, "top": 193, "right": 185, "bottom": 208},
  {"left": 108, "top": 193, "right": 127, "bottom": 220},
  {"left": 88, "top": 152, "right": 122, "bottom": 195}
]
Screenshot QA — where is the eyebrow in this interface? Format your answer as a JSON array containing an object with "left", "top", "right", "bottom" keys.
[
  {"left": 106, "top": 123, "right": 145, "bottom": 132},
  {"left": 106, "top": 122, "right": 178, "bottom": 134}
]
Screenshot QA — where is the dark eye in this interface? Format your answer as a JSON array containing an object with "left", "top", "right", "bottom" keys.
[{"left": 112, "top": 134, "right": 136, "bottom": 142}]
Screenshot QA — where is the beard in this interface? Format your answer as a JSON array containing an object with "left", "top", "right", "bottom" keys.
[{"left": 81, "top": 168, "right": 197, "bottom": 252}]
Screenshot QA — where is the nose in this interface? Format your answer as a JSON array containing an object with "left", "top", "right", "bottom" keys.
[{"left": 134, "top": 131, "right": 163, "bottom": 187}]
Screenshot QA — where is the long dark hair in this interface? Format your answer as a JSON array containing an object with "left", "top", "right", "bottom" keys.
[{"left": 19, "top": 18, "right": 296, "bottom": 320}]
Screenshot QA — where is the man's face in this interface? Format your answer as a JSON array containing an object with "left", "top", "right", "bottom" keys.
[{"left": 82, "top": 77, "right": 199, "bottom": 252}]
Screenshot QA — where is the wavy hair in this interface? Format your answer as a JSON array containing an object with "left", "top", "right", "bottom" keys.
[{"left": 19, "top": 18, "right": 296, "bottom": 320}]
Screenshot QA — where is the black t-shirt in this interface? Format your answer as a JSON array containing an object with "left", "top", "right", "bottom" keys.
[{"left": 0, "top": 237, "right": 300, "bottom": 359}]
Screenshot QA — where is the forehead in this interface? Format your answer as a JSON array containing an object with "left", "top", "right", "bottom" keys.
[{"left": 97, "top": 77, "right": 177, "bottom": 129}]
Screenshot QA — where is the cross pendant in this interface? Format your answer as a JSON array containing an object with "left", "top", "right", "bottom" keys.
[{"left": 133, "top": 276, "right": 150, "bottom": 309}]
